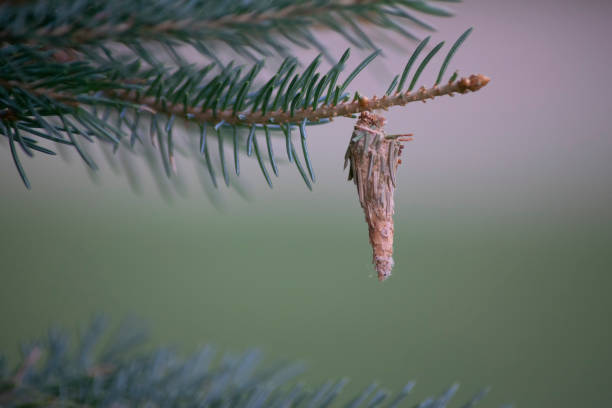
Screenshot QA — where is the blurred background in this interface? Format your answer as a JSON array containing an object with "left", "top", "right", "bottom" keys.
[{"left": 1, "top": 0, "right": 611, "bottom": 407}]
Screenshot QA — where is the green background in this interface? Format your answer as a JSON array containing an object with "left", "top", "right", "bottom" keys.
[{"left": 1, "top": 180, "right": 611, "bottom": 408}]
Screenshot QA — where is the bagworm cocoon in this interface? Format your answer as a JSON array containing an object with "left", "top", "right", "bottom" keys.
[{"left": 346, "top": 111, "right": 409, "bottom": 281}]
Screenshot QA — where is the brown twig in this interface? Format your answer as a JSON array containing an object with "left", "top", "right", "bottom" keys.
[
  {"left": 0, "top": 108, "right": 19, "bottom": 121},
  {"left": 124, "top": 74, "right": 490, "bottom": 125},
  {"left": 0, "top": 74, "right": 490, "bottom": 126}
]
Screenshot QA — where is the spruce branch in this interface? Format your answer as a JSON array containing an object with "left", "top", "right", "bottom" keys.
[
  {"left": 0, "top": 317, "right": 504, "bottom": 408},
  {"left": 108, "top": 74, "right": 490, "bottom": 126},
  {"left": 0, "top": 26, "right": 489, "bottom": 190},
  {"left": 1, "top": 74, "right": 489, "bottom": 126},
  {"left": 0, "top": 0, "right": 459, "bottom": 61}
]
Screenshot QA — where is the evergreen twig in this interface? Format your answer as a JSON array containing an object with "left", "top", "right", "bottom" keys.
[
  {"left": 0, "top": 0, "right": 456, "bottom": 59},
  {"left": 0, "top": 2, "right": 489, "bottom": 192}
]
